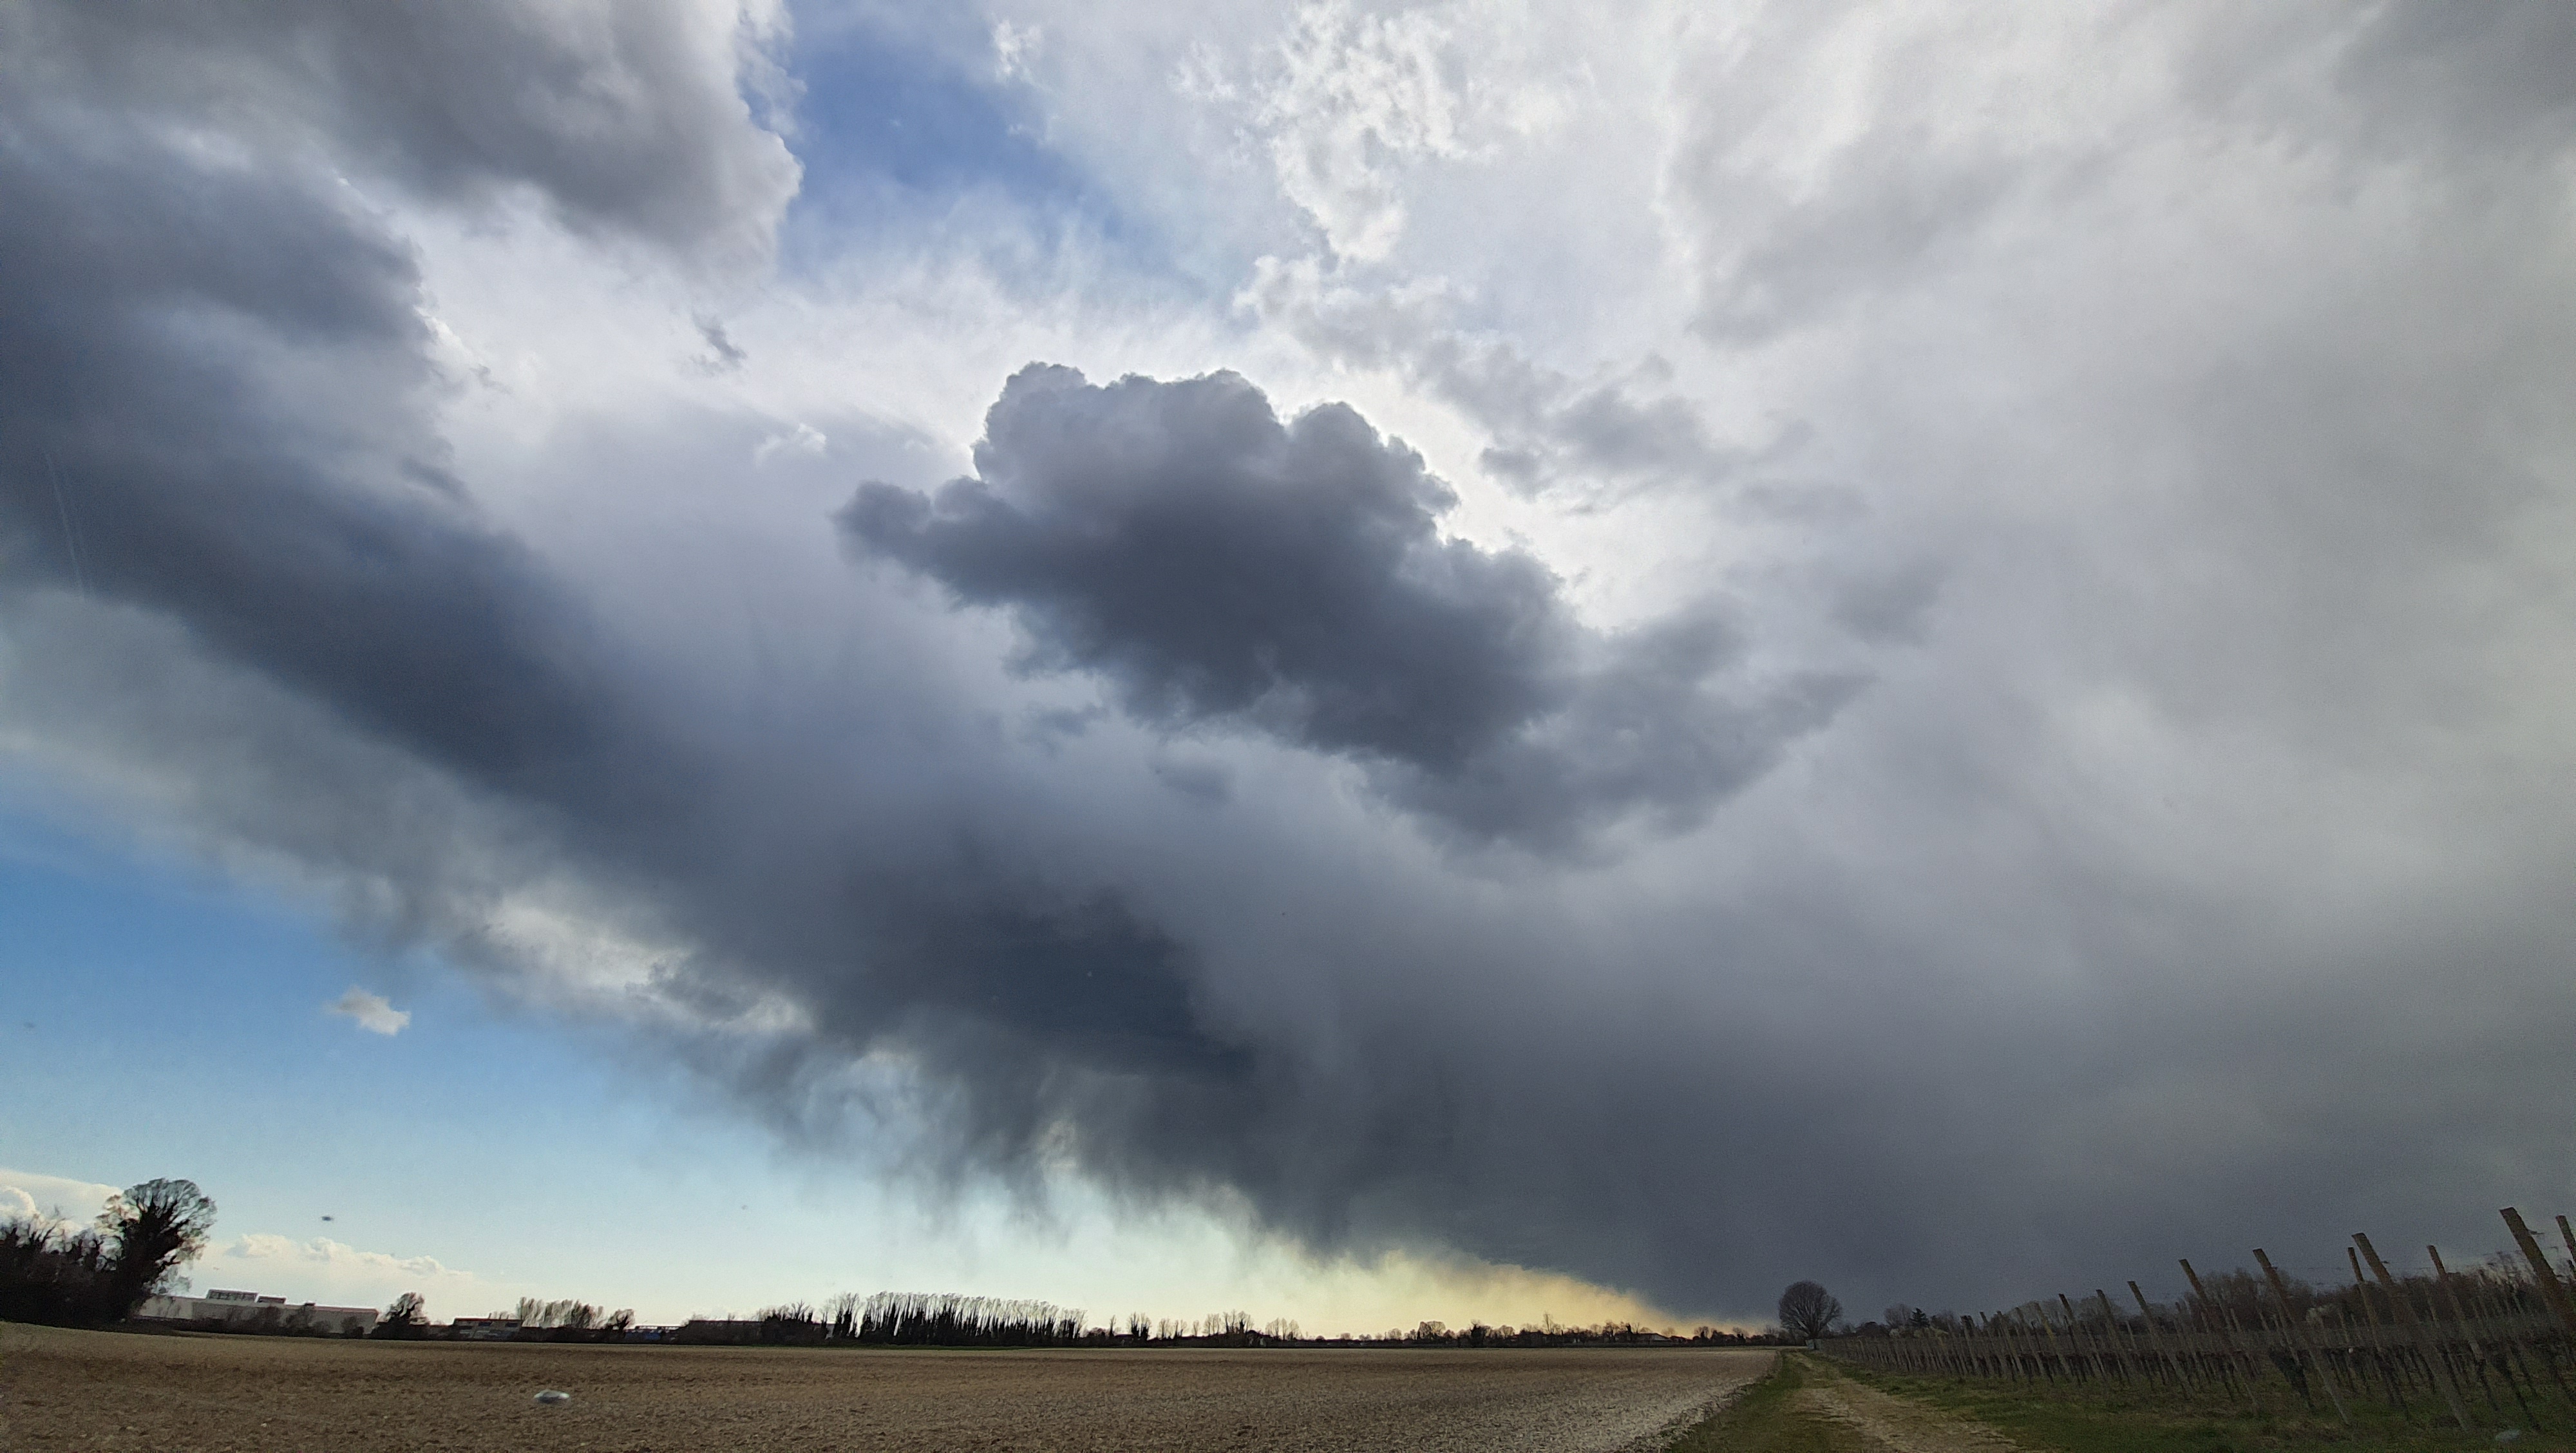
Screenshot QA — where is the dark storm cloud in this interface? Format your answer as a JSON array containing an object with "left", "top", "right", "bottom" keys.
[
  {"left": 0, "top": 105, "right": 614, "bottom": 789},
  {"left": 0, "top": 3, "right": 1235, "bottom": 1118},
  {"left": 10, "top": 0, "right": 799, "bottom": 258},
  {"left": 5, "top": 0, "right": 2575, "bottom": 1336},
  {"left": 843, "top": 365, "right": 1848, "bottom": 847},
  {"left": 845, "top": 366, "right": 1573, "bottom": 770}
]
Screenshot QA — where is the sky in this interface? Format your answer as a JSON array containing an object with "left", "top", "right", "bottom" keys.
[{"left": 2, "top": 1, "right": 2572, "bottom": 1334}]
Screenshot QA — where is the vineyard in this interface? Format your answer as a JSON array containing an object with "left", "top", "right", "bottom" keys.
[{"left": 1821, "top": 1206, "right": 2576, "bottom": 1433}]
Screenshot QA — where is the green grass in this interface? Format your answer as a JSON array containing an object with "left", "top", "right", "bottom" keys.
[
  {"left": 1830, "top": 1357, "right": 2575, "bottom": 1453},
  {"left": 1665, "top": 1354, "right": 1875, "bottom": 1453}
]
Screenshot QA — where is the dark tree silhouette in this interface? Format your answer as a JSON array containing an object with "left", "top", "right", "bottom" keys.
[
  {"left": 1778, "top": 1280, "right": 1842, "bottom": 1342},
  {"left": 377, "top": 1291, "right": 428, "bottom": 1338},
  {"left": 99, "top": 1179, "right": 216, "bottom": 1316},
  {"left": 0, "top": 1215, "right": 118, "bottom": 1324}
]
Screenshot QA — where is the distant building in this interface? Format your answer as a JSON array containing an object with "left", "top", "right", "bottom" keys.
[
  {"left": 449, "top": 1316, "right": 523, "bottom": 1340},
  {"left": 138, "top": 1291, "right": 377, "bottom": 1336}
]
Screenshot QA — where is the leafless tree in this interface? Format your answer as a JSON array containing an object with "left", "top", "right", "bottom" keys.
[
  {"left": 98, "top": 1179, "right": 215, "bottom": 1316},
  {"left": 376, "top": 1291, "right": 428, "bottom": 1338},
  {"left": 1778, "top": 1280, "right": 1842, "bottom": 1342}
]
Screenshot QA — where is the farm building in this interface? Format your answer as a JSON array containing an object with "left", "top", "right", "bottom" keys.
[{"left": 138, "top": 1289, "right": 378, "bottom": 1336}]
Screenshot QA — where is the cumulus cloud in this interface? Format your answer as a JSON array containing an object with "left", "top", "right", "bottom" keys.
[
  {"left": 2, "top": 0, "right": 2573, "bottom": 1330},
  {"left": 216, "top": 1233, "right": 469, "bottom": 1283},
  {"left": 843, "top": 364, "right": 1848, "bottom": 846},
  {"left": 0, "top": 1169, "right": 121, "bottom": 1230},
  {"left": 328, "top": 989, "right": 412, "bottom": 1036},
  {"left": 195, "top": 1234, "right": 485, "bottom": 1308}
]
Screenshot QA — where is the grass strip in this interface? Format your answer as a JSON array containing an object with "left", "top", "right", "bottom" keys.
[
  {"left": 1832, "top": 1360, "right": 2556, "bottom": 1453},
  {"left": 1666, "top": 1354, "right": 1876, "bottom": 1453}
]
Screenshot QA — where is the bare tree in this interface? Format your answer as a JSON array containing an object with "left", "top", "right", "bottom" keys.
[
  {"left": 377, "top": 1291, "right": 428, "bottom": 1338},
  {"left": 1778, "top": 1280, "right": 1842, "bottom": 1342},
  {"left": 98, "top": 1179, "right": 215, "bottom": 1316}
]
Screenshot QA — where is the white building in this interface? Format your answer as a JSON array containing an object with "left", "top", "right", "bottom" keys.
[{"left": 138, "top": 1289, "right": 379, "bottom": 1336}]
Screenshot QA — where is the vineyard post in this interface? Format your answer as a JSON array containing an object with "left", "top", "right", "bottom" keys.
[
  {"left": 2023, "top": 1309, "right": 2052, "bottom": 1389},
  {"left": 2028, "top": 1306, "right": 2069, "bottom": 1389},
  {"left": 2502, "top": 1208, "right": 2576, "bottom": 1334},
  {"left": 2057, "top": 1295, "right": 2096, "bottom": 1383},
  {"left": 2018, "top": 1306, "right": 2049, "bottom": 1384},
  {"left": 2183, "top": 1258, "right": 2260, "bottom": 1410},
  {"left": 2463, "top": 1247, "right": 2545, "bottom": 1432},
  {"left": 2503, "top": 1209, "right": 2576, "bottom": 1405},
  {"left": 2255, "top": 1248, "right": 2349, "bottom": 1423},
  {"left": 2095, "top": 1290, "right": 2139, "bottom": 1385},
  {"left": 2096, "top": 1289, "right": 2143, "bottom": 1387},
  {"left": 2354, "top": 1232, "right": 2472, "bottom": 1430},
  {"left": 2002, "top": 1311, "right": 2032, "bottom": 1386},
  {"left": 2132, "top": 1280, "right": 2195, "bottom": 1397},
  {"left": 2345, "top": 1245, "right": 2402, "bottom": 1409},
  {"left": 2432, "top": 1245, "right": 2524, "bottom": 1425},
  {"left": 2056, "top": 1296, "right": 2095, "bottom": 1384},
  {"left": 2476, "top": 1262, "right": 2564, "bottom": 1409}
]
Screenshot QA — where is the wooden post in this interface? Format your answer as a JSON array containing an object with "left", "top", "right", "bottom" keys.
[
  {"left": 2255, "top": 1248, "right": 2350, "bottom": 1423},
  {"left": 2059, "top": 1295, "right": 2098, "bottom": 1383},
  {"left": 2433, "top": 1246, "right": 2523, "bottom": 1423},
  {"left": 2355, "top": 1232, "right": 2472, "bottom": 1430},
  {"left": 2034, "top": 1302, "right": 2073, "bottom": 1385},
  {"left": 2133, "top": 1280, "right": 2195, "bottom": 1396},
  {"left": 2002, "top": 1311, "right": 2029, "bottom": 1385},
  {"left": 2183, "top": 1258, "right": 2260, "bottom": 1410},
  {"left": 2502, "top": 1208, "right": 2576, "bottom": 1334},
  {"left": 2045, "top": 1302, "right": 2080, "bottom": 1385},
  {"left": 2096, "top": 1289, "right": 2143, "bottom": 1387},
  {"left": 2346, "top": 1244, "right": 2403, "bottom": 1409}
]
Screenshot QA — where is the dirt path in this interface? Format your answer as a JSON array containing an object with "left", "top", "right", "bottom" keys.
[{"left": 1792, "top": 1358, "right": 2025, "bottom": 1453}]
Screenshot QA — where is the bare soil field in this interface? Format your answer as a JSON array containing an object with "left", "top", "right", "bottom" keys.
[{"left": 0, "top": 1322, "right": 1770, "bottom": 1452}]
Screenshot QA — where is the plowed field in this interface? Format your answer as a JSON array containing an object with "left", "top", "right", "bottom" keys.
[{"left": 0, "top": 1322, "right": 1768, "bottom": 1452}]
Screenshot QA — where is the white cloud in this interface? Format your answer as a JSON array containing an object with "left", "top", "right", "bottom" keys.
[
  {"left": 0, "top": 1167, "right": 120, "bottom": 1228},
  {"left": 1241, "top": 1, "right": 1578, "bottom": 263},
  {"left": 194, "top": 1233, "right": 488, "bottom": 1311},
  {"left": 753, "top": 421, "right": 829, "bottom": 463},
  {"left": 327, "top": 987, "right": 411, "bottom": 1036},
  {"left": 992, "top": 19, "right": 1042, "bottom": 82}
]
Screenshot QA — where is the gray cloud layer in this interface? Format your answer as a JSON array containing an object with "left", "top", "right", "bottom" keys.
[
  {"left": 11, "top": 0, "right": 799, "bottom": 259},
  {"left": 4, "top": 0, "right": 2574, "bottom": 1325}
]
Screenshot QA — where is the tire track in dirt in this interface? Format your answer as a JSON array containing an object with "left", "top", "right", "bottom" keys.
[{"left": 1793, "top": 1360, "right": 2025, "bottom": 1453}]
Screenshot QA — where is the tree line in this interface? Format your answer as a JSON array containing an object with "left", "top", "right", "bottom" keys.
[
  {"left": 0, "top": 1178, "right": 215, "bottom": 1327},
  {"left": 5, "top": 1173, "right": 1799, "bottom": 1348}
]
